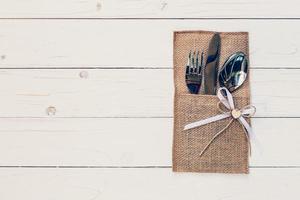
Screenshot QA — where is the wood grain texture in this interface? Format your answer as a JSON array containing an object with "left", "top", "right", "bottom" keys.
[
  {"left": 0, "top": 69, "right": 298, "bottom": 117},
  {"left": 0, "top": 20, "right": 299, "bottom": 68},
  {"left": 0, "top": 0, "right": 299, "bottom": 18},
  {"left": 0, "top": 118, "right": 299, "bottom": 166},
  {"left": 0, "top": 168, "right": 299, "bottom": 200},
  {"left": 0, "top": 0, "right": 299, "bottom": 198}
]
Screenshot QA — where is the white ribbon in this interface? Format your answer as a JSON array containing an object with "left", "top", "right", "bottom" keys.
[{"left": 184, "top": 87, "right": 257, "bottom": 156}]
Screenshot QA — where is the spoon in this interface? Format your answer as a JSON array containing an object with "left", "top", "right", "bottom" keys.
[{"left": 218, "top": 52, "right": 248, "bottom": 92}]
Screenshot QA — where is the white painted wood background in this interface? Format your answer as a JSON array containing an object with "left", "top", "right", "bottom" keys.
[{"left": 0, "top": 0, "right": 300, "bottom": 199}]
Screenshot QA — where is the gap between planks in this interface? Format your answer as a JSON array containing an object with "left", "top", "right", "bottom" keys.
[
  {"left": 0, "top": 116, "right": 299, "bottom": 119},
  {"left": 1, "top": 18, "right": 300, "bottom": 20},
  {"left": 0, "top": 67, "right": 300, "bottom": 70},
  {"left": 0, "top": 166, "right": 299, "bottom": 169}
]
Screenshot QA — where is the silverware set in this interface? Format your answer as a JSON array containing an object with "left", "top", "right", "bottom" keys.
[{"left": 185, "top": 33, "right": 248, "bottom": 95}]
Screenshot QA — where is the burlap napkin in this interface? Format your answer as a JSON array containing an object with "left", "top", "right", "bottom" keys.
[{"left": 172, "top": 31, "right": 251, "bottom": 174}]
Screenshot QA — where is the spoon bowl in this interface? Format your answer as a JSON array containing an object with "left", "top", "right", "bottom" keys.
[{"left": 218, "top": 52, "right": 248, "bottom": 92}]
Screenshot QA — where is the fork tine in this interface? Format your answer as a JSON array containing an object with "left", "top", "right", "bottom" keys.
[
  {"left": 186, "top": 51, "right": 191, "bottom": 74},
  {"left": 201, "top": 52, "right": 204, "bottom": 66},
  {"left": 191, "top": 51, "right": 195, "bottom": 73},
  {"left": 196, "top": 51, "right": 200, "bottom": 74},
  {"left": 188, "top": 50, "right": 192, "bottom": 73},
  {"left": 198, "top": 51, "right": 204, "bottom": 74},
  {"left": 195, "top": 50, "right": 198, "bottom": 73},
  {"left": 196, "top": 51, "right": 198, "bottom": 72}
]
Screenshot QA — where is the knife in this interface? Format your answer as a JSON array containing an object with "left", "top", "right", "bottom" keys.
[{"left": 204, "top": 33, "right": 221, "bottom": 95}]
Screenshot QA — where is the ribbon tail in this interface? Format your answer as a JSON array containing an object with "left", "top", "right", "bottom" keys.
[
  {"left": 238, "top": 117, "right": 255, "bottom": 140},
  {"left": 184, "top": 112, "right": 231, "bottom": 131},
  {"left": 238, "top": 117, "right": 263, "bottom": 155}
]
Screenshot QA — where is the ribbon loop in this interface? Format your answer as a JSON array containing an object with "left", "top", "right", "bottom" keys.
[
  {"left": 184, "top": 87, "right": 256, "bottom": 157},
  {"left": 241, "top": 105, "right": 256, "bottom": 117},
  {"left": 217, "top": 87, "right": 235, "bottom": 110}
]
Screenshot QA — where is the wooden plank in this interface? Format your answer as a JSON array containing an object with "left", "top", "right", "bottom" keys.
[
  {"left": 0, "top": 168, "right": 299, "bottom": 200},
  {"left": 0, "top": 0, "right": 299, "bottom": 18},
  {"left": 0, "top": 69, "right": 298, "bottom": 117},
  {"left": 0, "top": 118, "right": 299, "bottom": 166},
  {"left": 0, "top": 20, "right": 299, "bottom": 68}
]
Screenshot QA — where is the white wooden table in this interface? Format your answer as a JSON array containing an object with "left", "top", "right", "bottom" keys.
[{"left": 0, "top": 0, "right": 299, "bottom": 199}]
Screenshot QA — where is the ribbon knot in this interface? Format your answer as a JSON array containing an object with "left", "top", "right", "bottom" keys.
[{"left": 184, "top": 87, "right": 256, "bottom": 157}]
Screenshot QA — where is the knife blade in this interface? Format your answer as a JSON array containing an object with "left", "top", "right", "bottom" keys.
[{"left": 204, "top": 33, "right": 221, "bottom": 95}]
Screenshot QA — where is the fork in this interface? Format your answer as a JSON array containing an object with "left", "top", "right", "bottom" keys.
[{"left": 185, "top": 50, "right": 204, "bottom": 94}]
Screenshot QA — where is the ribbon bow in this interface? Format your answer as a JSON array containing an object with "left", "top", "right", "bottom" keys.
[{"left": 184, "top": 87, "right": 256, "bottom": 157}]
